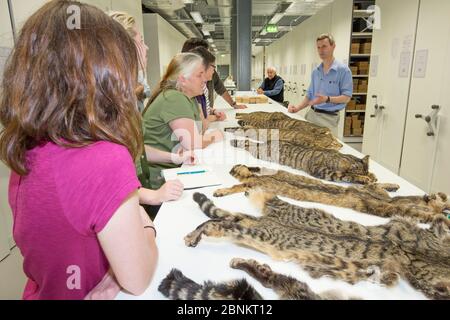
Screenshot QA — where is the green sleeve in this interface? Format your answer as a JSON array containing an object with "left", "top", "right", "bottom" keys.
[{"left": 159, "top": 92, "right": 197, "bottom": 124}]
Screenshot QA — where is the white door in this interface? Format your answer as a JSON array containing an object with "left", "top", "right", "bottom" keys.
[
  {"left": 400, "top": 0, "right": 450, "bottom": 194},
  {"left": 362, "top": 0, "right": 420, "bottom": 174}
]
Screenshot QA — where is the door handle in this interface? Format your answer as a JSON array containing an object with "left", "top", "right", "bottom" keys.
[
  {"left": 370, "top": 95, "right": 385, "bottom": 118},
  {"left": 415, "top": 105, "right": 441, "bottom": 137}
]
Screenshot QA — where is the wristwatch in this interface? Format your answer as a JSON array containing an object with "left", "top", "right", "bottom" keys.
[{"left": 326, "top": 96, "right": 331, "bottom": 103}]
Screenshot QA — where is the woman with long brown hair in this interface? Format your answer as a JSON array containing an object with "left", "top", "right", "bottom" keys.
[{"left": 0, "top": 1, "right": 157, "bottom": 299}]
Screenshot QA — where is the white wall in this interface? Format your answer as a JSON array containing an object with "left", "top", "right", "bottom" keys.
[
  {"left": 10, "top": 0, "right": 144, "bottom": 36},
  {"left": 143, "top": 13, "right": 187, "bottom": 91},
  {"left": 252, "top": 0, "right": 353, "bottom": 139}
]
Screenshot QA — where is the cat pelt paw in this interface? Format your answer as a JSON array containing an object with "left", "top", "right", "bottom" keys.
[{"left": 184, "top": 232, "right": 202, "bottom": 247}]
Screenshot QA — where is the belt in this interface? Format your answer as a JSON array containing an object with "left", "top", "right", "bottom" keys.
[{"left": 311, "top": 106, "right": 338, "bottom": 116}]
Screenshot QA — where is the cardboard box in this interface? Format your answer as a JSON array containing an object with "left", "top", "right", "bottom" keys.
[
  {"left": 357, "top": 61, "right": 370, "bottom": 68},
  {"left": 351, "top": 43, "right": 361, "bottom": 54},
  {"left": 358, "top": 84, "right": 368, "bottom": 92},
  {"left": 353, "top": 119, "right": 362, "bottom": 129},
  {"left": 353, "top": 128, "right": 363, "bottom": 136},
  {"left": 361, "top": 42, "right": 372, "bottom": 54},
  {"left": 347, "top": 100, "right": 357, "bottom": 110},
  {"left": 256, "top": 95, "right": 269, "bottom": 104}
]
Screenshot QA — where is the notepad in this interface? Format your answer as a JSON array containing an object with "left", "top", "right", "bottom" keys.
[{"left": 162, "top": 166, "right": 222, "bottom": 190}]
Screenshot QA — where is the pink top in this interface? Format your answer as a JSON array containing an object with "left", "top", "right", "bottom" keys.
[{"left": 9, "top": 141, "right": 141, "bottom": 300}]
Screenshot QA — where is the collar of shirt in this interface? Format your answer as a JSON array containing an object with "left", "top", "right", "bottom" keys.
[{"left": 317, "top": 59, "right": 339, "bottom": 74}]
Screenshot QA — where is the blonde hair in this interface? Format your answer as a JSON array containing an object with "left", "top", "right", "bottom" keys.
[
  {"left": 109, "top": 11, "right": 146, "bottom": 73},
  {"left": 144, "top": 53, "right": 203, "bottom": 113},
  {"left": 109, "top": 11, "right": 137, "bottom": 37},
  {"left": 317, "top": 33, "right": 336, "bottom": 46}
]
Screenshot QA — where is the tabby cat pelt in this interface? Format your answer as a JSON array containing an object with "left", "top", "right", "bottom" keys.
[
  {"left": 235, "top": 112, "right": 331, "bottom": 136},
  {"left": 231, "top": 139, "right": 377, "bottom": 184},
  {"left": 230, "top": 258, "right": 356, "bottom": 300},
  {"left": 186, "top": 192, "right": 450, "bottom": 300},
  {"left": 158, "top": 269, "right": 263, "bottom": 300},
  {"left": 158, "top": 260, "right": 351, "bottom": 300},
  {"left": 225, "top": 127, "right": 343, "bottom": 150},
  {"left": 213, "top": 165, "right": 450, "bottom": 224}
]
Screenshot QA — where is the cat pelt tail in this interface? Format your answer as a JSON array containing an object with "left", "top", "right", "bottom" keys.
[
  {"left": 158, "top": 269, "right": 201, "bottom": 299},
  {"left": 159, "top": 268, "right": 264, "bottom": 300},
  {"left": 193, "top": 193, "right": 232, "bottom": 219}
]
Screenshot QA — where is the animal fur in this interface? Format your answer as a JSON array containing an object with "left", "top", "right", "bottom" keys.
[
  {"left": 158, "top": 268, "right": 263, "bottom": 300},
  {"left": 230, "top": 258, "right": 356, "bottom": 300},
  {"left": 158, "top": 260, "right": 351, "bottom": 300},
  {"left": 224, "top": 127, "right": 343, "bottom": 150},
  {"left": 213, "top": 165, "right": 450, "bottom": 224},
  {"left": 230, "top": 139, "right": 377, "bottom": 185},
  {"left": 186, "top": 192, "right": 450, "bottom": 300},
  {"left": 235, "top": 112, "right": 331, "bottom": 136}
]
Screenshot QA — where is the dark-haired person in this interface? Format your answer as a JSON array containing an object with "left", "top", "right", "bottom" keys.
[
  {"left": 189, "top": 46, "right": 226, "bottom": 131},
  {"left": 0, "top": 1, "right": 157, "bottom": 299},
  {"left": 181, "top": 38, "right": 247, "bottom": 110}
]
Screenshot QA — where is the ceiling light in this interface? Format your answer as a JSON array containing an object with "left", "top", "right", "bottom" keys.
[
  {"left": 254, "top": 38, "right": 261, "bottom": 43},
  {"left": 202, "top": 30, "right": 210, "bottom": 36},
  {"left": 190, "top": 11, "right": 204, "bottom": 24},
  {"left": 207, "top": 38, "right": 214, "bottom": 43},
  {"left": 269, "top": 13, "right": 285, "bottom": 25},
  {"left": 211, "top": 44, "right": 216, "bottom": 48},
  {"left": 183, "top": 0, "right": 194, "bottom": 3}
]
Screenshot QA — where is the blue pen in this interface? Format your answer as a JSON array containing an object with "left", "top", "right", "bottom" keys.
[{"left": 177, "top": 170, "right": 207, "bottom": 176}]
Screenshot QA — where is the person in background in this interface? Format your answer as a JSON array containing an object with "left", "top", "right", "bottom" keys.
[
  {"left": 257, "top": 67, "right": 285, "bottom": 103},
  {"left": 141, "top": 52, "right": 224, "bottom": 194},
  {"left": 0, "top": 0, "right": 157, "bottom": 300},
  {"left": 109, "top": 11, "right": 195, "bottom": 215},
  {"left": 108, "top": 12, "right": 150, "bottom": 112},
  {"left": 181, "top": 38, "right": 247, "bottom": 110},
  {"left": 288, "top": 34, "right": 353, "bottom": 137},
  {"left": 189, "top": 46, "right": 227, "bottom": 131}
]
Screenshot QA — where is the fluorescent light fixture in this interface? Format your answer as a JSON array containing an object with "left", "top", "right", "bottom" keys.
[
  {"left": 190, "top": 11, "right": 204, "bottom": 24},
  {"left": 269, "top": 13, "right": 285, "bottom": 25},
  {"left": 184, "top": 0, "right": 194, "bottom": 3},
  {"left": 202, "top": 30, "right": 210, "bottom": 36},
  {"left": 260, "top": 29, "right": 268, "bottom": 36},
  {"left": 211, "top": 44, "right": 216, "bottom": 48},
  {"left": 207, "top": 38, "right": 214, "bottom": 43},
  {"left": 254, "top": 38, "right": 261, "bottom": 43}
]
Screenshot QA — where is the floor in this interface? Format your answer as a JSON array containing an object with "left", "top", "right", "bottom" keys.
[{"left": 0, "top": 247, "right": 26, "bottom": 300}]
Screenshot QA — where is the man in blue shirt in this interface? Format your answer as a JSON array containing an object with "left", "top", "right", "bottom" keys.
[
  {"left": 257, "top": 67, "right": 285, "bottom": 103},
  {"left": 288, "top": 34, "right": 353, "bottom": 136}
]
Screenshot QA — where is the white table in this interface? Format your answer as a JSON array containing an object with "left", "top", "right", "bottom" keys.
[{"left": 117, "top": 94, "right": 428, "bottom": 300}]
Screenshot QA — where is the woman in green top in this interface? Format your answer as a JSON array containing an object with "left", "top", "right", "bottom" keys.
[
  {"left": 142, "top": 53, "right": 224, "bottom": 190},
  {"left": 110, "top": 11, "right": 196, "bottom": 209}
]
